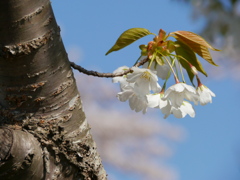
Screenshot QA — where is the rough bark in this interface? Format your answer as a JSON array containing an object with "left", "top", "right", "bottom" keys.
[{"left": 0, "top": 0, "right": 107, "bottom": 179}]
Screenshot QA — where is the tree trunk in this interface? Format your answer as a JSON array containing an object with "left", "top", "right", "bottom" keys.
[{"left": 0, "top": 0, "right": 107, "bottom": 179}]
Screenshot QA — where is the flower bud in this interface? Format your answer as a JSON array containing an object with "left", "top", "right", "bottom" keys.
[{"left": 191, "top": 65, "right": 198, "bottom": 75}]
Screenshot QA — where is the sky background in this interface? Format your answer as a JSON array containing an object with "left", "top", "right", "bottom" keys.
[{"left": 52, "top": 1, "right": 240, "bottom": 180}]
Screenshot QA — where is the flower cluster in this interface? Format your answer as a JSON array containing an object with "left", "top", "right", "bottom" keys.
[
  {"left": 106, "top": 28, "right": 219, "bottom": 119},
  {"left": 113, "top": 65, "right": 215, "bottom": 119}
]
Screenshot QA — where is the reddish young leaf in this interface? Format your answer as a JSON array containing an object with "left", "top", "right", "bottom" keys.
[
  {"left": 154, "top": 29, "right": 166, "bottom": 45},
  {"left": 171, "top": 31, "right": 220, "bottom": 66}
]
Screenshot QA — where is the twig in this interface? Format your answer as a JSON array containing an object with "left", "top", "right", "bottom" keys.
[{"left": 70, "top": 57, "right": 149, "bottom": 78}]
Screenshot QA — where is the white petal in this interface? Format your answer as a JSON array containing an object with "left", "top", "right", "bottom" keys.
[
  {"left": 117, "top": 85, "right": 134, "bottom": 102},
  {"left": 129, "top": 94, "right": 138, "bottom": 110},
  {"left": 127, "top": 73, "right": 141, "bottom": 83},
  {"left": 156, "top": 63, "right": 171, "bottom": 80},
  {"left": 147, "top": 94, "right": 160, "bottom": 108},
  {"left": 161, "top": 100, "right": 172, "bottom": 119},
  {"left": 172, "top": 83, "right": 185, "bottom": 92},
  {"left": 172, "top": 92, "right": 184, "bottom": 107},
  {"left": 134, "top": 82, "right": 150, "bottom": 95},
  {"left": 171, "top": 107, "right": 186, "bottom": 118},
  {"left": 112, "top": 76, "right": 122, "bottom": 83},
  {"left": 150, "top": 79, "right": 161, "bottom": 93},
  {"left": 164, "top": 84, "right": 183, "bottom": 99},
  {"left": 131, "top": 66, "right": 143, "bottom": 73},
  {"left": 148, "top": 69, "right": 158, "bottom": 81},
  {"left": 158, "top": 97, "right": 170, "bottom": 110},
  {"left": 117, "top": 90, "right": 133, "bottom": 102},
  {"left": 185, "top": 92, "right": 199, "bottom": 105},
  {"left": 199, "top": 91, "right": 212, "bottom": 105},
  {"left": 135, "top": 100, "right": 145, "bottom": 112},
  {"left": 197, "top": 85, "right": 216, "bottom": 105},
  {"left": 113, "top": 76, "right": 128, "bottom": 89},
  {"left": 208, "top": 89, "right": 216, "bottom": 97},
  {"left": 204, "top": 86, "right": 216, "bottom": 97},
  {"left": 183, "top": 83, "right": 197, "bottom": 94},
  {"left": 113, "top": 66, "right": 129, "bottom": 74},
  {"left": 180, "top": 101, "right": 195, "bottom": 118},
  {"left": 129, "top": 94, "right": 148, "bottom": 113}
]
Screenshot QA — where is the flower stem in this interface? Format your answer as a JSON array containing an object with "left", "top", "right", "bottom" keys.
[
  {"left": 148, "top": 56, "right": 154, "bottom": 69},
  {"left": 161, "top": 54, "right": 179, "bottom": 83},
  {"left": 196, "top": 75, "right": 202, "bottom": 87},
  {"left": 133, "top": 55, "right": 142, "bottom": 66},
  {"left": 179, "top": 62, "right": 185, "bottom": 83}
]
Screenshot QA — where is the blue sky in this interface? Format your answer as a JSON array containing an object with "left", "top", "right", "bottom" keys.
[{"left": 52, "top": 1, "right": 240, "bottom": 180}]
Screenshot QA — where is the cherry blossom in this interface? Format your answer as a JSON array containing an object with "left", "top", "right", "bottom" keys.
[
  {"left": 117, "top": 84, "right": 148, "bottom": 114},
  {"left": 112, "top": 66, "right": 130, "bottom": 90},
  {"left": 197, "top": 84, "right": 216, "bottom": 105},
  {"left": 147, "top": 93, "right": 171, "bottom": 116},
  {"left": 147, "top": 93, "right": 195, "bottom": 118},
  {"left": 127, "top": 67, "right": 161, "bottom": 95},
  {"left": 167, "top": 101, "right": 195, "bottom": 119},
  {"left": 163, "top": 83, "right": 198, "bottom": 107},
  {"left": 143, "top": 60, "right": 170, "bottom": 80}
]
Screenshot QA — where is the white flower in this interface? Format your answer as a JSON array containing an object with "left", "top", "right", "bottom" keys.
[
  {"left": 127, "top": 67, "right": 161, "bottom": 95},
  {"left": 168, "top": 101, "right": 195, "bottom": 119},
  {"left": 147, "top": 93, "right": 162, "bottom": 108},
  {"left": 143, "top": 60, "right": 170, "bottom": 80},
  {"left": 164, "top": 83, "right": 198, "bottom": 107},
  {"left": 197, "top": 85, "right": 216, "bottom": 105},
  {"left": 112, "top": 66, "right": 130, "bottom": 90},
  {"left": 117, "top": 84, "right": 148, "bottom": 114},
  {"left": 147, "top": 93, "right": 172, "bottom": 116},
  {"left": 147, "top": 93, "right": 195, "bottom": 118}
]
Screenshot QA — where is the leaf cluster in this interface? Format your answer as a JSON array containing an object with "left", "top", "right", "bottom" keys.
[{"left": 105, "top": 28, "right": 220, "bottom": 83}]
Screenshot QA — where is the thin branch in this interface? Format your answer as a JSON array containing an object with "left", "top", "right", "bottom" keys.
[{"left": 70, "top": 57, "right": 149, "bottom": 78}]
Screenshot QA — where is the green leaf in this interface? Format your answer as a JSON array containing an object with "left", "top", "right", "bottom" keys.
[
  {"left": 175, "top": 41, "right": 208, "bottom": 83},
  {"left": 105, "top": 28, "right": 153, "bottom": 55},
  {"left": 171, "top": 31, "right": 220, "bottom": 66}
]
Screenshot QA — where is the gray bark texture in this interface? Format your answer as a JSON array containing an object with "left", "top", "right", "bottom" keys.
[{"left": 0, "top": 0, "right": 107, "bottom": 179}]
